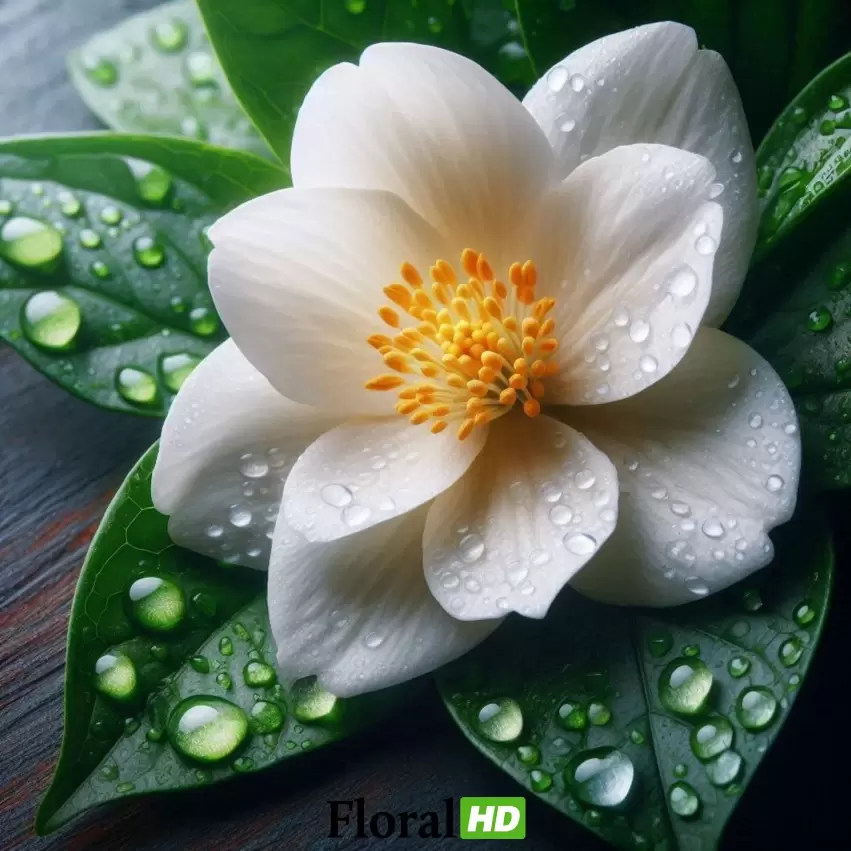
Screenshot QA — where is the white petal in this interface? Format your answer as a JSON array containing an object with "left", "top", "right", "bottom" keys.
[
  {"left": 524, "top": 23, "right": 757, "bottom": 326},
  {"left": 423, "top": 414, "right": 618, "bottom": 620},
  {"left": 291, "top": 43, "right": 554, "bottom": 267},
  {"left": 532, "top": 143, "right": 721, "bottom": 405},
  {"left": 283, "top": 416, "right": 487, "bottom": 542},
  {"left": 152, "top": 341, "right": 343, "bottom": 568},
  {"left": 208, "top": 187, "right": 447, "bottom": 414},
  {"left": 269, "top": 507, "right": 500, "bottom": 697},
  {"left": 565, "top": 328, "right": 800, "bottom": 606}
]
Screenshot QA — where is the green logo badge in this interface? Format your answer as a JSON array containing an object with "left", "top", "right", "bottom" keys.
[{"left": 459, "top": 797, "right": 526, "bottom": 839}]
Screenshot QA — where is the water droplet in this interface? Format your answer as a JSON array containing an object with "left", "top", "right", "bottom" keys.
[
  {"left": 702, "top": 518, "right": 725, "bottom": 539},
  {"left": 128, "top": 577, "right": 185, "bottom": 631},
  {"left": 829, "top": 93, "right": 849, "bottom": 111},
  {"left": 206, "top": 524, "right": 223, "bottom": 539},
  {"left": 547, "top": 65, "right": 569, "bottom": 92},
  {"left": 82, "top": 54, "right": 118, "bottom": 86},
  {"left": 215, "top": 672, "right": 232, "bottom": 690},
  {"left": 345, "top": 0, "right": 367, "bottom": 12},
  {"left": 57, "top": 191, "right": 81, "bottom": 218},
  {"left": 549, "top": 504, "right": 573, "bottom": 526},
  {"left": 673, "top": 763, "right": 688, "bottom": 778},
  {"left": 669, "top": 781, "right": 700, "bottom": 819},
  {"left": 229, "top": 505, "right": 252, "bottom": 527},
  {"left": 560, "top": 117, "right": 576, "bottom": 132},
  {"left": 667, "top": 265, "right": 698, "bottom": 297},
  {"left": 565, "top": 748, "right": 634, "bottom": 808},
  {"left": 639, "top": 354, "right": 658, "bottom": 374},
  {"left": 0, "top": 216, "right": 63, "bottom": 272},
  {"left": 249, "top": 700, "right": 285, "bottom": 734},
  {"left": 189, "top": 655, "right": 210, "bottom": 674},
  {"left": 99, "top": 205, "right": 123, "bottom": 226},
  {"left": 629, "top": 319, "right": 650, "bottom": 343},
  {"left": 160, "top": 352, "right": 200, "bottom": 392},
  {"left": 188, "top": 306, "right": 219, "bottom": 336},
  {"left": 243, "top": 660, "right": 277, "bottom": 687},
  {"left": 672, "top": 323, "right": 693, "bottom": 348},
  {"left": 588, "top": 702, "right": 611, "bottom": 726},
  {"left": 91, "top": 259, "right": 110, "bottom": 279},
  {"left": 517, "top": 744, "right": 540, "bottom": 765},
  {"left": 459, "top": 533, "right": 485, "bottom": 563},
  {"left": 691, "top": 716, "right": 734, "bottom": 760},
  {"left": 741, "top": 588, "right": 762, "bottom": 612},
  {"left": 705, "top": 750, "right": 742, "bottom": 787},
  {"left": 564, "top": 533, "right": 597, "bottom": 555},
  {"left": 291, "top": 676, "right": 339, "bottom": 723},
  {"left": 78, "top": 228, "right": 101, "bottom": 249},
  {"left": 321, "top": 483, "right": 353, "bottom": 507},
  {"left": 150, "top": 643, "right": 168, "bottom": 661},
  {"left": 764, "top": 474, "right": 784, "bottom": 493},
  {"left": 570, "top": 74, "right": 586, "bottom": 92},
  {"left": 477, "top": 698, "right": 523, "bottom": 742},
  {"left": 20, "top": 291, "right": 81, "bottom": 351},
  {"left": 427, "top": 15, "right": 442, "bottom": 33},
  {"left": 94, "top": 653, "right": 137, "bottom": 702},
  {"left": 342, "top": 504, "right": 371, "bottom": 528},
  {"left": 574, "top": 470, "right": 596, "bottom": 489},
  {"left": 152, "top": 18, "right": 188, "bottom": 52},
  {"left": 232, "top": 756, "right": 254, "bottom": 773},
  {"left": 184, "top": 51, "right": 217, "bottom": 87},
  {"left": 695, "top": 235, "right": 717, "bottom": 255},
  {"left": 736, "top": 686, "right": 778, "bottom": 731},
  {"left": 728, "top": 656, "right": 751, "bottom": 678},
  {"left": 530, "top": 769, "right": 553, "bottom": 793},
  {"left": 557, "top": 700, "right": 587, "bottom": 731},
  {"left": 133, "top": 235, "right": 165, "bottom": 268},
  {"left": 779, "top": 636, "right": 803, "bottom": 667},
  {"left": 129, "top": 160, "right": 173, "bottom": 206},
  {"left": 794, "top": 601, "right": 816, "bottom": 627},
  {"left": 647, "top": 628, "right": 673, "bottom": 658},
  {"left": 807, "top": 306, "right": 832, "bottom": 332},
  {"left": 116, "top": 367, "right": 158, "bottom": 406},
  {"left": 659, "top": 658, "right": 713, "bottom": 715},
  {"left": 219, "top": 636, "right": 234, "bottom": 656},
  {"left": 167, "top": 696, "right": 248, "bottom": 763}
]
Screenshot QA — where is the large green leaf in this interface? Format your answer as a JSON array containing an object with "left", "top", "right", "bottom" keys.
[
  {"left": 68, "top": 0, "right": 272, "bottom": 160},
  {"left": 37, "top": 444, "right": 402, "bottom": 834},
  {"left": 197, "top": 0, "right": 468, "bottom": 164},
  {"left": 438, "top": 506, "right": 832, "bottom": 850},
  {"left": 0, "top": 133, "right": 286, "bottom": 416}
]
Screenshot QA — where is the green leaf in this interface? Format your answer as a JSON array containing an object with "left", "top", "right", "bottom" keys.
[
  {"left": 0, "top": 133, "right": 286, "bottom": 416},
  {"left": 37, "top": 444, "right": 402, "bottom": 835},
  {"left": 68, "top": 0, "right": 273, "bottom": 160},
  {"left": 437, "top": 506, "right": 832, "bottom": 850},
  {"left": 197, "top": 0, "right": 468, "bottom": 164},
  {"left": 754, "top": 51, "right": 851, "bottom": 261}
]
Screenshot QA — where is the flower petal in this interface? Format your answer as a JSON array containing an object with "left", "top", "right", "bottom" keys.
[
  {"left": 291, "top": 43, "right": 554, "bottom": 266},
  {"left": 152, "top": 340, "right": 341, "bottom": 568},
  {"left": 423, "top": 413, "right": 618, "bottom": 620},
  {"left": 283, "top": 416, "right": 487, "bottom": 542},
  {"left": 533, "top": 143, "right": 721, "bottom": 406},
  {"left": 269, "top": 507, "right": 500, "bottom": 697},
  {"left": 208, "top": 187, "right": 448, "bottom": 414},
  {"left": 524, "top": 22, "right": 757, "bottom": 326},
  {"left": 563, "top": 328, "right": 800, "bottom": 606}
]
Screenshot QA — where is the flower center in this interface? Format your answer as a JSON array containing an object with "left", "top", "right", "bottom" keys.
[{"left": 364, "top": 248, "right": 560, "bottom": 440}]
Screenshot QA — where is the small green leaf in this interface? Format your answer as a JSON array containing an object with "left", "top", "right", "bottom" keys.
[
  {"left": 438, "top": 506, "right": 832, "bottom": 850},
  {"left": 68, "top": 0, "right": 272, "bottom": 160},
  {"left": 0, "top": 133, "right": 286, "bottom": 416},
  {"left": 37, "top": 444, "right": 402, "bottom": 835},
  {"left": 197, "top": 0, "right": 468, "bottom": 164},
  {"left": 755, "top": 50, "right": 851, "bottom": 261}
]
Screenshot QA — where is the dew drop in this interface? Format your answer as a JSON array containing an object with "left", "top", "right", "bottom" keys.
[
  {"left": 549, "top": 504, "right": 573, "bottom": 526},
  {"left": 564, "top": 533, "right": 597, "bottom": 555},
  {"left": 128, "top": 160, "right": 173, "bottom": 206},
  {"left": 702, "top": 518, "right": 725, "bottom": 539},
  {"left": 0, "top": 216, "right": 64, "bottom": 272},
  {"left": 184, "top": 51, "right": 217, "bottom": 87},
  {"left": 21, "top": 291, "right": 81, "bottom": 351},
  {"left": 669, "top": 781, "right": 700, "bottom": 818},
  {"left": 291, "top": 676, "right": 339, "bottom": 723},
  {"left": 547, "top": 65, "right": 569, "bottom": 92},
  {"left": 249, "top": 700, "right": 285, "bottom": 734},
  {"left": 639, "top": 354, "right": 658, "bottom": 374},
  {"left": 557, "top": 700, "right": 587, "bottom": 730},
  {"left": 629, "top": 319, "right": 650, "bottom": 343},
  {"left": 569, "top": 74, "right": 586, "bottom": 92},
  {"left": 565, "top": 748, "right": 634, "bottom": 808},
  {"left": 152, "top": 18, "right": 188, "bottom": 52},
  {"left": 160, "top": 352, "right": 200, "bottom": 392},
  {"left": 779, "top": 636, "right": 803, "bottom": 667},
  {"left": 672, "top": 323, "right": 693, "bottom": 348},
  {"left": 133, "top": 235, "right": 165, "bottom": 268},
  {"left": 167, "top": 697, "right": 248, "bottom": 763},
  {"left": 459, "top": 533, "right": 485, "bottom": 563},
  {"left": 695, "top": 234, "right": 717, "bottom": 255},
  {"left": 128, "top": 577, "right": 185, "bottom": 631},
  {"left": 243, "top": 660, "right": 277, "bottom": 687},
  {"left": 705, "top": 750, "right": 742, "bottom": 787},
  {"left": 667, "top": 265, "right": 698, "bottom": 297},
  {"left": 736, "top": 686, "right": 777, "bottom": 730},
  {"left": 94, "top": 653, "right": 137, "bottom": 702},
  {"left": 765, "top": 475, "right": 784, "bottom": 493},
  {"left": 659, "top": 658, "right": 713, "bottom": 715},
  {"left": 189, "top": 306, "right": 220, "bottom": 336},
  {"left": 82, "top": 54, "right": 118, "bottom": 86},
  {"left": 228, "top": 505, "right": 252, "bottom": 528},
  {"left": 321, "top": 483, "right": 353, "bottom": 507},
  {"left": 690, "top": 716, "right": 734, "bottom": 760},
  {"left": 477, "top": 698, "right": 523, "bottom": 742},
  {"left": 794, "top": 601, "right": 816, "bottom": 627}
]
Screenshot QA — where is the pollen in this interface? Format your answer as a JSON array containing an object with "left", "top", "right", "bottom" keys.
[{"left": 365, "top": 250, "right": 561, "bottom": 439}]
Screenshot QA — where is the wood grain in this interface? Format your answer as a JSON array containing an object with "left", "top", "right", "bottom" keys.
[{"left": 0, "top": 1, "right": 849, "bottom": 849}]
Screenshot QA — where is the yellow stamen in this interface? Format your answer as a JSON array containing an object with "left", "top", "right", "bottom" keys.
[{"left": 365, "top": 252, "right": 561, "bottom": 438}]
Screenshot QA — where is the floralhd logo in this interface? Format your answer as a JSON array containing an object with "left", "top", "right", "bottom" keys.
[{"left": 460, "top": 797, "right": 526, "bottom": 839}]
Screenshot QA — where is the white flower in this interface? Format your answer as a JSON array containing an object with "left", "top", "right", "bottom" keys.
[{"left": 152, "top": 23, "right": 801, "bottom": 697}]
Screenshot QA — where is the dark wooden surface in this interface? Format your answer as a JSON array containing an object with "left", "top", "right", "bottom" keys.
[{"left": 0, "top": 1, "right": 849, "bottom": 849}]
